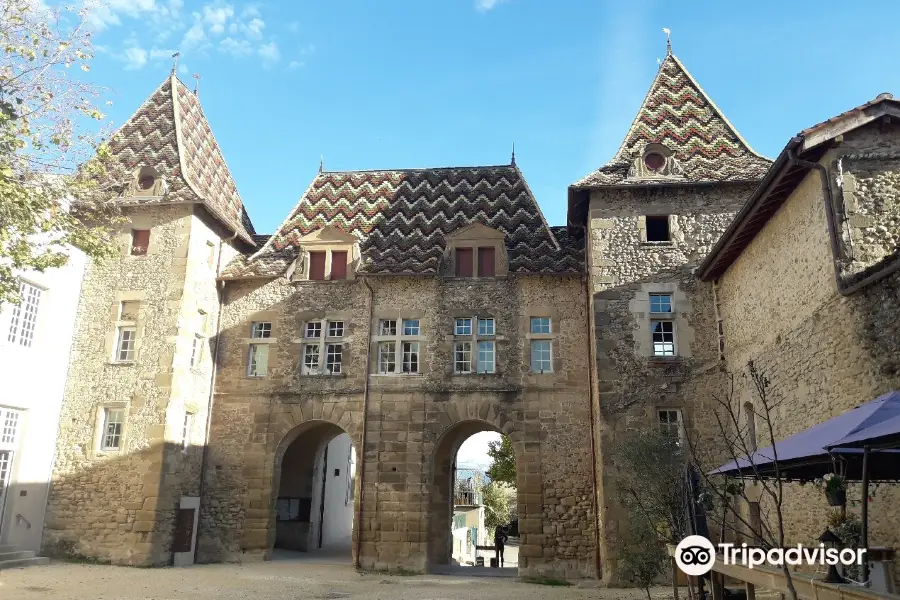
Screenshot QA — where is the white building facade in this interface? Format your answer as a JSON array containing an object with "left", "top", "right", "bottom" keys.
[{"left": 0, "top": 247, "right": 87, "bottom": 552}]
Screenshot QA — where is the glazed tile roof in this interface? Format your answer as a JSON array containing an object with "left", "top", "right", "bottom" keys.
[
  {"left": 101, "top": 74, "right": 255, "bottom": 244},
  {"left": 223, "top": 165, "right": 584, "bottom": 279},
  {"left": 572, "top": 53, "right": 771, "bottom": 188}
]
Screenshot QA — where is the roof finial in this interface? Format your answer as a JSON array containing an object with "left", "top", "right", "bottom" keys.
[
  {"left": 511, "top": 142, "right": 516, "bottom": 166},
  {"left": 319, "top": 155, "right": 324, "bottom": 173},
  {"left": 192, "top": 73, "right": 201, "bottom": 96},
  {"left": 662, "top": 28, "right": 672, "bottom": 56},
  {"left": 171, "top": 52, "right": 180, "bottom": 75}
]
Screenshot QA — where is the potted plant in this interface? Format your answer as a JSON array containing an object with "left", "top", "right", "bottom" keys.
[{"left": 814, "top": 473, "right": 847, "bottom": 506}]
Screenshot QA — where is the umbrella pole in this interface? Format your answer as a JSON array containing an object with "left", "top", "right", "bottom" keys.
[{"left": 861, "top": 445, "right": 870, "bottom": 586}]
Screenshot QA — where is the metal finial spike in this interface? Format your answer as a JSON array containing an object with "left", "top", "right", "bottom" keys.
[
  {"left": 319, "top": 155, "right": 324, "bottom": 173},
  {"left": 192, "top": 73, "right": 201, "bottom": 96},
  {"left": 662, "top": 28, "right": 672, "bottom": 55},
  {"left": 171, "top": 52, "right": 180, "bottom": 74},
  {"left": 511, "top": 142, "right": 516, "bottom": 166}
]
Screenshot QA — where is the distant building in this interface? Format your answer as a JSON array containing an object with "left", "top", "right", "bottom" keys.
[{"left": 451, "top": 469, "right": 486, "bottom": 565}]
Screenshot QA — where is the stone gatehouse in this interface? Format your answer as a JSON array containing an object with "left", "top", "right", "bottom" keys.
[{"left": 40, "top": 44, "right": 900, "bottom": 584}]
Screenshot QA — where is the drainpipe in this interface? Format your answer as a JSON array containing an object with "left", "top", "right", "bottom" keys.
[
  {"left": 582, "top": 231, "right": 603, "bottom": 580},
  {"left": 788, "top": 149, "right": 900, "bottom": 296},
  {"left": 194, "top": 230, "right": 238, "bottom": 563},
  {"left": 354, "top": 277, "right": 374, "bottom": 569}
]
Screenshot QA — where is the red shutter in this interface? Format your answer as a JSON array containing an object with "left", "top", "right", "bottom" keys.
[
  {"left": 330, "top": 251, "right": 348, "bottom": 280},
  {"left": 131, "top": 229, "right": 150, "bottom": 256},
  {"left": 478, "top": 247, "right": 495, "bottom": 277},
  {"left": 455, "top": 248, "right": 473, "bottom": 277},
  {"left": 309, "top": 251, "right": 326, "bottom": 280}
]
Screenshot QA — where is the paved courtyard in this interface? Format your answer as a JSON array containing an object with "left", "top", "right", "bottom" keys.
[{"left": 0, "top": 561, "right": 675, "bottom": 600}]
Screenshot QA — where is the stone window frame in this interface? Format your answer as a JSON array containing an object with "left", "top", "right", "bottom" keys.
[
  {"left": 637, "top": 215, "right": 682, "bottom": 247},
  {"left": 123, "top": 214, "right": 156, "bottom": 258},
  {"left": 107, "top": 292, "right": 146, "bottom": 365},
  {"left": 523, "top": 308, "right": 562, "bottom": 375},
  {"left": 450, "top": 314, "right": 498, "bottom": 375},
  {"left": 92, "top": 402, "right": 128, "bottom": 457},
  {"left": 300, "top": 317, "right": 346, "bottom": 376},
  {"left": 288, "top": 226, "right": 359, "bottom": 282},
  {"left": 631, "top": 285, "right": 692, "bottom": 361},
  {"left": 372, "top": 314, "right": 426, "bottom": 376},
  {"left": 444, "top": 223, "right": 509, "bottom": 278},
  {"left": 243, "top": 312, "right": 277, "bottom": 379}
]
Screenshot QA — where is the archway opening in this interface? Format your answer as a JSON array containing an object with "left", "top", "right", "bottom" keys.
[
  {"left": 273, "top": 422, "right": 356, "bottom": 562},
  {"left": 428, "top": 421, "right": 519, "bottom": 573}
]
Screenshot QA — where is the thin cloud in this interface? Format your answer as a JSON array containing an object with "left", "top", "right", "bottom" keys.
[
  {"left": 287, "top": 60, "right": 303, "bottom": 70},
  {"left": 258, "top": 41, "right": 280, "bottom": 67},
  {"left": 475, "top": 0, "right": 509, "bottom": 12},
  {"left": 122, "top": 47, "right": 148, "bottom": 70}
]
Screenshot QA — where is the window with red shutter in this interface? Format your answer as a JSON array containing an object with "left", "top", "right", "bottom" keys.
[
  {"left": 455, "top": 248, "right": 473, "bottom": 277},
  {"left": 330, "top": 251, "right": 348, "bottom": 280},
  {"left": 478, "top": 247, "right": 495, "bottom": 277},
  {"left": 309, "top": 251, "right": 326, "bottom": 280},
  {"left": 131, "top": 229, "right": 150, "bottom": 256}
]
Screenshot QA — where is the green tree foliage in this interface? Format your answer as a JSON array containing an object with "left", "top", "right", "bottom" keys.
[
  {"left": 486, "top": 436, "right": 516, "bottom": 486},
  {"left": 480, "top": 479, "right": 510, "bottom": 532},
  {"left": 0, "top": 0, "right": 122, "bottom": 307},
  {"left": 619, "top": 518, "right": 667, "bottom": 600}
]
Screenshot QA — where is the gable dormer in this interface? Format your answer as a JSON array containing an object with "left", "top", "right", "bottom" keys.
[
  {"left": 286, "top": 226, "right": 359, "bottom": 282},
  {"left": 444, "top": 223, "right": 508, "bottom": 278}
]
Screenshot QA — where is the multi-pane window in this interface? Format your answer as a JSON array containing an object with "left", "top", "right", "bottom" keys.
[
  {"left": 454, "top": 318, "right": 472, "bottom": 336},
  {"left": 530, "top": 317, "right": 551, "bottom": 334},
  {"left": 252, "top": 322, "right": 272, "bottom": 339},
  {"left": 0, "top": 409, "right": 21, "bottom": 447},
  {"left": 379, "top": 319, "right": 397, "bottom": 336},
  {"left": 247, "top": 344, "right": 269, "bottom": 377},
  {"left": 658, "top": 409, "right": 683, "bottom": 443},
  {"left": 7, "top": 280, "right": 42, "bottom": 347},
  {"left": 453, "top": 341, "right": 472, "bottom": 373},
  {"left": 112, "top": 300, "right": 139, "bottom": 362},
  {"left": 477, "top": 318, "right": 494, "bottom": 336},
  {"left": 649, "top": 293, "right": 673, "bottom": 314},
  {"left": 102, "top": 408, "right": 125, "bottom": 450},
  {"left": 651, "top": 320, "right": 675, "bottom": 356},
  {"left": 376, "top": 317, "right": 422, "bottom": 375},
  {"left": 302, "top": 319, "right": 344, "bottom": 375},
  {"left": 181, "top": 412, "right": 194, "bottom": 452},
  {"left": 476, "top": 341, "right": 495, "bottom": 373},
  {"left": 402, "top": 341, "right": 420, "bottom": 373},
  {"left": 402, "top": 319, "right": 420, "bottom": 336},
  {"left": 377, "top": 342, "right": 396, "bottom": 374},
  {"left": 116, "top": 327, "right": 136, "bottom": 361},
  {"left": 531, "top": 340, "right": 552, "bottom": 373}
]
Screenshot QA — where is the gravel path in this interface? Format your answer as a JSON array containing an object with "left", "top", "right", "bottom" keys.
[{"left": 0, "top": 561, "right": 677, "bottom": 600}]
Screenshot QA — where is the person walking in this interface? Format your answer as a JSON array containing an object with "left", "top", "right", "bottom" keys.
[{"left": 494, "top": 525, "right": 509, "bottom": 567}]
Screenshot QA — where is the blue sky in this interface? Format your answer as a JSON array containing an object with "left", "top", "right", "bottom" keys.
[{"left": 86, "top": 0, "right": 900, "bottom": 234}]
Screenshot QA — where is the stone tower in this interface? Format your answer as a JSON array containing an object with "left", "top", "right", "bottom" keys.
[
  {"left": 567, "top": 49, "right": 771, "bottom": 579},
  {"left": 42, "top": 73, "right": 258, "bottom": 566}
]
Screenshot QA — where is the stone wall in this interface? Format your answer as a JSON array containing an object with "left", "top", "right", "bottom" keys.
[
  {"left": 198, "top": 273, "right": 596, "bottom": 578},
  {"left": 585, "top": 182, "right": 757, "bottom": 582}
]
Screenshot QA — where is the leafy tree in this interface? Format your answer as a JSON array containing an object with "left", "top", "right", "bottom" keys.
[
  {"left": 619, "top": 517, "right": 667, "bottom": 600},
  {"left": 480, "top": 479, "right": 511, "bottom": 532},
  {"left": 0, "top": 0, "right": 121, "bottom": 307},
  {"left": 486, "top": 436, "right": 516, "bottom": 485}
]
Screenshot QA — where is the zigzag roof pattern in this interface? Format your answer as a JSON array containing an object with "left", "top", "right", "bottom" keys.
[
  {"left": 572, "top": 53, "right": 771, "bottom": 187},
  {"left": 102, "top": 74, "right": 255, "bottom": 244},
  {"left": 224, "top": 166, "right": 584, "bottom": 278}
]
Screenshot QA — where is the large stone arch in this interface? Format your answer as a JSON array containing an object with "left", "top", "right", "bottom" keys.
[{"left": 424, "top": 397, "right": 532, "bottom": 572}]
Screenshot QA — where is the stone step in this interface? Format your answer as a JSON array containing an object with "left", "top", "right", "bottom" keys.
[
  {"left": 0, "top": 556, "right": 50, "bottom": 570},
  {"left": 0, "top": 545, "right": 16, "bottom": 553},
  {"left": 0, "top": 551, "right": 35, "bottom": 561}
]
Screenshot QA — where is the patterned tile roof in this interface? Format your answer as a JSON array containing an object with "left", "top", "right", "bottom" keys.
[
  {"left": 102, "top": 74, "right": 255, "bottom": 244},
  {"left": 572, "top": 53, "right": 771, "bottom": 188},
  {"left": 223, "top": 165, "right": 584, "bottom": 279}
]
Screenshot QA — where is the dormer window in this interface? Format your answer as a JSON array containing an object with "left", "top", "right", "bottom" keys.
[
  {"left": 446, "top": 223, "right": 507, "bottom": 278},
  {"left": 627, "top": 143, "right": 684, "bottom": 180},
  {"left": 455, "top": 248, "right": 473, "bottom": 277},
  {"left": 643, "top": 152, "right": 665, "bottom": 172},
  {"left": 290, "top": 226, "right": 357, "bottom": 281},
  {"left": 132, "top": 166, "right": 166, "bottom": 197},
  {"left": 309, "top": 252, "right": 326, "bottom": 280}
]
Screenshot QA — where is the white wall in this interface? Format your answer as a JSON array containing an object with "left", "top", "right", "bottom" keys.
[
  {"left": 309, "top": 433, "right": 355, "bottom": 551},
  {"left": 0, "top": 247, "right": 87, "bottom": 551}
]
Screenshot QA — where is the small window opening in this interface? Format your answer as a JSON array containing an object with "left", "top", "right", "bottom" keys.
[{"left": 646, "top": 216, "right": 670, "bottom": 242}]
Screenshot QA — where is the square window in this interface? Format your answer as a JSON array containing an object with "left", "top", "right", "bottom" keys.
[
  {"left": 190, "top": 334, "right": 203, "bottom": 367},
  {"left": 302, "top": 344, "right": 320, "bottom": 375},
  {"left": 181, "top": 412, "right": 194, "bottom": 451},
  {"left": 530, "top": 317, "right": 551, "bottom": 334},
  {"left": 531, "top": 340, "right": 552, "bottom": 373},
  {"left": 130, "top": 229, "right": 150, "bottom": 256},
  {"left": 304, "top": 322, "right": 322, "bottom": 338},
  {"left": 327, "top": 321, "right": 345, "bottom": 337},
  {"left": 454, "top": 318, "right": 472, "bottom": 336},
  {"left": 251, "top": 321, "right": 272, "bottom": 339},
  {"left": 7, "top": 281, "right": 42, "bottom": 347},
  {"left": 476, "top": 340, "right": 495, "bottom": 373},
  {"left": 247, "top": 344, "right": 269, "bottom": 377},
  {"left": 326, "top": 344, "right": 343, "bottom": 374},
  {"left": 453, "top": 341, "right": 472, "bottom": 373},
  {"left": 379, "top": 320, "right": 397, "bottom": 336},
  {"left": 102, "top": 408, "right": 125, "bottom": 450},
  {"left": 477, "top": 318, "right": 494, "bottom": 336},
  {"left": 646, "top": 215, "right": 670, "bottom": 242},
  {"left": 378, "top": 341, "right": 396, "bottom": 374},
  {"left": 649, "top": 293, "right": 673, "bottom": 314},
  {"left": 116, "top": 327, "right": 136, "bottom": 362},
  {"left": 651, "top": 320, "right": 675, "bottom": 356},
  {"left": 402, "top": 319, "right": 420, "bottom": 336},
  {"left": 402, "top": 341, "right": 420, "bottom": 374}
]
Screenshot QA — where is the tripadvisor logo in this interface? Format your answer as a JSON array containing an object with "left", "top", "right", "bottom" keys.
[{"left": 675, "top": 536, "right": 866, "bottom": 576}]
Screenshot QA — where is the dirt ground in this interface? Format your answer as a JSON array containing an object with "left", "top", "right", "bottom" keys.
[{"left": 0, "top": 560, "right": 679, "bottom": 600}]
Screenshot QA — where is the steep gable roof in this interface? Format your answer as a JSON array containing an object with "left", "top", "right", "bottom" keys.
[
  {"left": 102, "top": 74, "right": 255, "bottom": 245},
  {"left": 572, "top": 53, "right": 771, "bottom": 188},
  {"left": 223, "top": 164, "right": 584, "bottom": 279}
]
